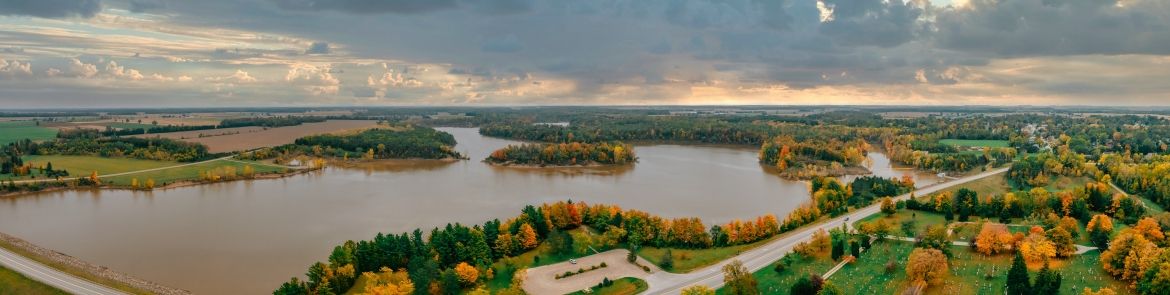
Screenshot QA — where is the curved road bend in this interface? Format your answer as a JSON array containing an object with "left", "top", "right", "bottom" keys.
[
  {"left": 644, "top": 167, "right": 1011, "bottom": 294},
  {"left": 0, "top": 246, "right": 128, "bottom": 295}
]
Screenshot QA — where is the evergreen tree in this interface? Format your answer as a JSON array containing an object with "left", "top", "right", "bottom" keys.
[
  {"left": 274, "top": 277, "right": 309, "bottom": 295},
  {"left": 441, "top": 268, "right": 461, "bottom": 295},
  {"left": 661, "top": 249, "right": 674, "bottom": 270},
  {"left": 850, "top": 239, "right": 861, "bottom": 258},
  {"left": 1006, "top": 253, "right": 1031, "bottom": 295},
  {"left": 1033, "top": 263, "right": 1062, "bottom": 294}
]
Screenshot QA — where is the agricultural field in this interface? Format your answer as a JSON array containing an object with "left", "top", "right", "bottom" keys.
[
  {"left": 132, "top": 120, "right": 379, "bottom": 153},
  {"left": 102, "top": 159, "right": 286, "bottom": 186},
  {"left": 938, "top": 139, "right": 1011, "bottom": 148},
  {"left": 0, "top": 121, "right": 57, "bottom": 145}
]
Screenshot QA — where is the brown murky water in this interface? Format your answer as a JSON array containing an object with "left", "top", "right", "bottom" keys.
[{"left": 0, "top": 128, "right": 937, "bottom": 294}]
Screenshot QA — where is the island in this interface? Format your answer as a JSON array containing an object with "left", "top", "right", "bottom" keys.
[{"left": 484, "top": 142, "right": 635, "bottom": 167}]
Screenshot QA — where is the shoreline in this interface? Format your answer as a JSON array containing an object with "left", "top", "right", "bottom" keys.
[
  {"left": 0, "top": 169, "right": 313, "bottom": 199},
  {"left": 0, "top": 231, "right": 190, "bottom": 295},
  {"left": 482, "top": 160, "right": 634, "bottom": 169}
]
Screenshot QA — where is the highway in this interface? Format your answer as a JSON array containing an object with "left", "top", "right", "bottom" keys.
[
  {"left": 0, "top": 246, "right": 128, "bottom": 295},
  {"left": 642, "top": 167, "right": 1011, "bottom": 294}
]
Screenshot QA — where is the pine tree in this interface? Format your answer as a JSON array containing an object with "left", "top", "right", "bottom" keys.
[
  {"left": 1006, "top": 253, "right": 1031, "bottom": 295},
  {"left": 1033, "top": 263, "right": 1062, "bottom": 294}
]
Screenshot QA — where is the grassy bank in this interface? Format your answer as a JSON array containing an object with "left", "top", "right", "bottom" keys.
[
  {"left": 103, "top": 159, "right": 286, "bottom": 185},
  {"left": 0, "top": 265, "right": 68, "bottom": 295},
  {"left": 567, "top": 277, "right": 648, "bottom": 295},
  {"left": 0, "top": 238, "right": 151, "bottom": 295},
  {"left": 716, "top": 248, "right": 837, "bottom": 295},
  {"left": 6, "top": 155, "right": 179, "bottom": 181}
]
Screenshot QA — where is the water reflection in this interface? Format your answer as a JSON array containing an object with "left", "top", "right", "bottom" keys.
[{"left": 0, "top": 128, "right": 937, "bottom": 294}]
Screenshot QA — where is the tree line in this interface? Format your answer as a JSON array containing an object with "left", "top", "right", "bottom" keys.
[
  {"left": 485, "top": 142, "right": 634, "bottom": 166},
  {"left": 241, "top": 126, "right": 464, "bottom": 163}
]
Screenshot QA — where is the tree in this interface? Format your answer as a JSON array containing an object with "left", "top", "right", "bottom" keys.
[
  {"left": 1133, "top": 217, "right": 1165, "bottom": 245},
  {"left": 275, "top": 277, "right": 309, "bottom": 295},
  {"left": 906, "top": 248, "right": 948, "bottom": 286},
  {"left": 518, "top": 223, "right": 539, "bottom": 250},
  {"left": 1048, "top": 226, "right": 1076, "bottom": 257},
  {"left": 454, "top": 262, "right": 479, "bottom": 287},
  {"left": 881, "top": 197, "right": 896, "bottom": 216},
  {"left": 360, "top": 267, "right": 415, "bottom": 295},
  {"left": 817, "top": 282, "right": 844, "bottom": 295},
  {"left": 975, "top": 223, "right": 1013, "bottom": 255},
  {"left": 440, "top": 269, "right": 460, "bottom": 295},
  {"left": 722, "top": 260, "right": 759, "bottom": 295},
  {"left": 1006, "top": 253, "right": 1031, "bottom": 295},
  {"left": 954, "top": 188, "right": 978, "bottom": 222},
  {"left": 1088, "top": 214, "right": 1114, "bottom": 249},
  {"left": 680, "top": 285, "right": 715, "bottom": 295},
  {"left": 661, "top": 249, "right": 674, "bottom": 270},
  {"left": 1082, "top": 288, "right": 1117, "bottom": 295},
  {"left": 850, "top": 239, "right": 861, "bottom": 258},
  {"left": 1138, "top": 251, "right": 1170, "bottom": 295},
  {"left": 627, "top": 246, "right": 638, "bottom": 263},
  {"left": 1101, "top": 229, "right": 1160, "bottom": 283},
  {"left": 790, "top": 274, "right": 824, "bottom": 295},
  {"left": 1033, "top": 263, "right": 1062, "bottom": 294},
  {"left": 1018, "top": 232, "right": 1057, "bottom": 264},
  {"left": 916, "top": 225, "right": 951, "bottom": 256}
]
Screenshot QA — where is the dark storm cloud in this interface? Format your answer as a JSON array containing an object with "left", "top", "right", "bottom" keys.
[
  {"left": 819, "top": 0, "right": 927, "bottom": 47},
  {"left": 934, "top": 0, "right": 1170, "bottom": 56},
  {"left": 0, "top": 0, "right": 101, "bottom": 18}
]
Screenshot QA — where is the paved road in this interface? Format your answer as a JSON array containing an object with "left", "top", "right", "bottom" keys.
[
  {"left": 0, "top": 246, "right": 128, "bottom": 295},
  {"left": 643, "top": 167, "right": 1011, "bottom": 294}
]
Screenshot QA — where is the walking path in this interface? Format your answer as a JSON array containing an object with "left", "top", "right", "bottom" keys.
[
  {"left": 636, "top": 167, "right": 1011, "bottom": 294},
  {"left": 0, "top": 246, "right": 127, "bottom": 295}
]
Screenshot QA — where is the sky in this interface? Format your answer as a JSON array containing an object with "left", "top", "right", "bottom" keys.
[{"left": 0, "top": 0, "right": 1168, "bottom": 107}]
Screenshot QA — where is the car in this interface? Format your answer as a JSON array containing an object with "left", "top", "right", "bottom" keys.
[{"left": 570, "top": 259, "right": 577, "bottom": 264}]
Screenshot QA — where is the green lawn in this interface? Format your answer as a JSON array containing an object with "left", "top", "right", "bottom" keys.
[
  {"left": 2, "top": 155, "right": 179, "bottom": 181},
  {"left": 856, "top": 209, "right": 948, "bottom": 237},
  {"left": 938, "top": 139, "right": 1011, "bottom": 148},
  {"left": 826, "top": 241, "right": 1133, "bottom": 295},
  {"left": 103, "top": 159, "right": 285, "bottom": 186},
  {"left": 716, "top": 249, "right": 837, "bottom": 295},
  {"left": 0, "top": 121, "right": 57, "bottom": 145},
  {"left": 640, "top": 236, "right": 779, "bottom": 273},
  {"left": 567, "top": 277, "right": 648, "bottom": 295},
  {"left": 0, "top": 265, "right": 68, "bottom": 295}
]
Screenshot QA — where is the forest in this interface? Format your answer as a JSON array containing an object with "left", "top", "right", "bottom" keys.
[
  {"left": 485, "top": 142, "right": 635, "bottom": 166},
  {"left": 239, "top": 126, "right": 464, "bottom": 163},
  {"left": 275, "top": 200, "right": 780, "bottom": 295}
]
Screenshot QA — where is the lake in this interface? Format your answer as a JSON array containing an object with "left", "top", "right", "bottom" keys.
[{"left": 0, "top": 128, "right": 938, "bottom": 294}]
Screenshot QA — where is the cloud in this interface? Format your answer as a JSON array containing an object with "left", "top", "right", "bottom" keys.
[
  {"left": 270, "top": 0, "right": 457, "bottom": 14},
  {"left": 0, "top": 0, "right": 102, "bottom": 18},
  {"left": 0, "top": 57, "right": 33, "bottom": 79},
  {"left": 480, "top": 34, "right": 522, "bottom": 53},
  {"left": 818, "top": 0, "right": 927, "bottom": 47},
  {"left": 127, "top": 0, "right": 165, "bottom": 13},
  {"left": 305, "top": 41, "right": 330, "bottom": 54},
  {"left": 285, "top": 63, "right": 339, "bottom": 95},
  {"left": 934, "top": 0, "right": 1170, "bottom": 56},
  {"left": 208, "top": 70, "right": 258, "bottom": 83}
]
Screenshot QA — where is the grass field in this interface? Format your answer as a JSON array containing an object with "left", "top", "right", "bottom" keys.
[
  {"left": 939, "top": 139, "right": 1011, "bottom": 148},
  {"left": 0, "top": 121, "right": 57, "bottom": 145},
  {"left": 0, "top": 265, "right": 68, "bottom": 295},
  {"left": 1, "top": 155, "right": 180, "bottom": 181},
  {"left": 103, "top": 159, "right": 285, "bottom": 186},
  {"left": 716, "top": 248, "right": 837, "bottom": 295},
  {"left": 856, "top": 209, "right": 949, "bottom": 236},
  {"left": 640, "top": 236, "right": 779, "bottom": 273},
  {"left": 825, "top": 241, "right": 1133, "bottom": 295},
  {"left": 566, "top": 277, "right": 648, "bottom": 295}
]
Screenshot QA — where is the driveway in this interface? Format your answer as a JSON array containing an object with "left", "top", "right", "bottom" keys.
[{"left": 523, "top": 249, "right": 661, "bottom": 294}]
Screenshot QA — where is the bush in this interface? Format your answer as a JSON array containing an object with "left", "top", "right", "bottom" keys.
[
  {"left": 884, "top": 261, "right": 897, "bottom": 274},
  {"left": 641, "top": 265, "right": 651, "bottom": 272},
  {"left": 774, "top": 262, "right": 787, "bottom": 273},
  {"left": 600, "top": 262, "right": 607, "bottom": 267}
]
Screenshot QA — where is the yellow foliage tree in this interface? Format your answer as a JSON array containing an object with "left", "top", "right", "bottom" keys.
[
  {"left": 975, "top": 223, "right": 1013, "bottom": 255},
  {"left": 358, "top": 267, "right": 414, "bottom": 295},
  {"left": 681, "top": 285, "right": 716, "bottom": 295},
  {"left": 1018, "top": 233, "right": 1057, "bottom": 264},
  {"left": 1133, "top": 217, "right": 1165, "bottom": 245},
  {"left": 518, "top": 223, "right": 539, "bottom": 250},
  {"left": 131, "top": 178, "right": 140, "bottom": 189},
  {"left": 145, "top": 178, "right": 155, "bottom": 190},
  {"left": 454, "top": 262, "right": 479, "bottom": 286},
  {"left": 1100, "top": 229, "right": 1161, "bottom": 282},
  {"left": 906, "top": 248, "right": 949, "bottom": 286},
  {"left": 1082, "top": 288, "right": 1117, "bottom": 295}
]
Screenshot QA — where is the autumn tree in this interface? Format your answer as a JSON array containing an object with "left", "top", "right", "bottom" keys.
[
  {"left": 681, "top": 285, "right": 716, "bottom": 295},
  {"left": 881, "top": 197, "right": 897, "bottom": 216},
  {"left": 1081, "top": 287, "right": 1117, "bottom": 295},
  {"left": 1048, "top": 226, "right": 1076, "bottom": 257},
  {"left": 789, "top": 274, "right": 824, "bottom": 295},
  {"left": 722, "top": 260, "right": 759, "bottom": 295},
  {"left": 1138, "top": 250, "right": 1170, "bottom": 295},
  {"left": 359, "top": 267, "right": 415, "bottom": 295},
  {"left": 1101, "top": 229, "right": 1160, "bottom": 283},
  {"left": 1088, "top": 214, "right": 1114, "bottom": 249},
  {"left": 454, "top": 262, "right": 479, "bottom": 287},
  {"left": 518, "top": 223, "right": 539, "bottom": 250},
  {"left": 906, "top": 248, "right": 948, "bottom": 287},
  {"left": 1018, "top": 232, "right": 1057, "bottom": 264},
  {"left": 1133, "top": 217, "right": 1165, "bottom": 246},
  {"left": 975, "top": 223, "right": 1013, "bottom": 255}
]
